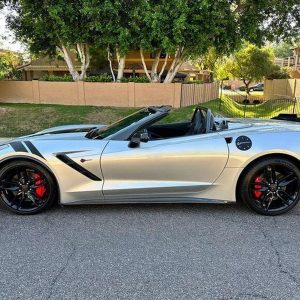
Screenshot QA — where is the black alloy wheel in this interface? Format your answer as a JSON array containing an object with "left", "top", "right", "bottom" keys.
[
  {"left": 0, "top": 161, "right": 56, "bottom": 214},
  {"left": 240, "top": 158, "right": 300, "bottom": 215}
]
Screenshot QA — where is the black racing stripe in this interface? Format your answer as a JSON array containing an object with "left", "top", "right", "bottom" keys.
[
  {"left": 10, "top": 141, "right": 28, "bottom": 152},
  {"left": 24, "top": 141, "right": 45, "bottom": 159},
  {"left": 56, "top": 153, "right": 102, "bottom": 181}
]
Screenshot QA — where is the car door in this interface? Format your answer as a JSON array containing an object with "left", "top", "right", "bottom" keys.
[{"left": 101, "top": 132, "right": 229, "bottom": 201}]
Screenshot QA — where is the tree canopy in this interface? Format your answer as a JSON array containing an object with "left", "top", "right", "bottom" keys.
[
  {"left": 223, "top": 43, "right": 276, "bottom": 93},
  {"left": 0, "top": 50, "right": 22, "bottom": 80},
  {"left": 6, "top": 0, "right": 96, "bottom": 80},
  {"left": 2, "top": 0, "right": 300, "bottom": 82}
]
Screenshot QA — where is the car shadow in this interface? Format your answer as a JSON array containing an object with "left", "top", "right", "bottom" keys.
[{"left": 1, "top": 200, "right": 300, "bottom": 217}]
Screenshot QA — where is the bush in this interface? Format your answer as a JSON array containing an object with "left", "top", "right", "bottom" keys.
[
  {"left": 120, "top": 76, "right": 150, "bottom": 83},
  {"left": 266, "top": 66, "right": 290, "bottom": 80},
  {"left": 185, "top": 80, "right": 204, "bottom": 84},
  {"left": 40, "top": 74, "right": 73, "bottom": 82},
  {"left": 253, "top": 100, "right": 261, "bottom": 105},
  {"left": 84, "top": 74, "right": 113, "bottom": 82}
]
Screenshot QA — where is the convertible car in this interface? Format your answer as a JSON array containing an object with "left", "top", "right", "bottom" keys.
[{"left": 0, "top": 106, "right": 299, "bottom": 216}]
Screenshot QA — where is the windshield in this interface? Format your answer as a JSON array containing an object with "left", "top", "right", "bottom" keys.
[{"left": 86, "top": 108, "right": 151, "bottom": 139}]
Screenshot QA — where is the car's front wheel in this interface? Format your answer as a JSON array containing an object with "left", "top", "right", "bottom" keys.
[
  {"left": 0, "top": 160, "right": 57, "bottom": 215},
  {"left": 240, "top": 158, "right": 300, "bottom": 215}
]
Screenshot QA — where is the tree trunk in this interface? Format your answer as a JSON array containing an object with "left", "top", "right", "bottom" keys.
[
  {"left": 243, "top": 79, "right": 251, "bottom": 95},
  {"left": 140, "top": 48, "right": 167, "bottom": 83},
  {"left": 60, "top": 44, "right": 90, "bottom": 81},
  {"left": 151, "top": 50, "right": 162, "bottom": 83},
  {"left": 107, "top": 46, "right": 116, "bottom": 82},
  {"left": 140, "top": 48, "right": 152, "bottom": 81},
  {"left": 164, "top": 61, "right": 183, "bottom": 83},
  {"left": 60, "top": 45, "right": 80, "bottom": 81},
  {"left": 116, "top": 48, "right": 126, "bottom": 82},
  {"left": 158, "top": 54, "right": 169, "bottom": 82},
  {"left": 163, "top": 47, "right": 185, "bottom": 83},
  {"left": 77, "top": 43, "right": 90, "bottom": 81}
]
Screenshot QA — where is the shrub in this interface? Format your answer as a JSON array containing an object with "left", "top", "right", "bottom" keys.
[
  {"left": 40, "top": 74, "right": 73, "bottom": 81},
  {"left": 266, "top": 66, "right": 290, "bottom": 80},
  {"left": 185, "top": 80, "right": 204, "bottom": 84},
  {"left": 84, "top": 74, "right": 113, "bottom": 82},
  {"left": 253, "top": 100, "right": 261, "bottom": 105},
  {"left": 120, "top": 76, "right": 150, "bottom": 83}
]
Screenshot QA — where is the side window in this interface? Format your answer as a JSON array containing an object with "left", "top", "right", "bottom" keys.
[
  {"left": 146, "top": 114, "right": 192, "bottom": 140},
  {"left": 156, "top": 108, "right": 195, "bottom": 125}
]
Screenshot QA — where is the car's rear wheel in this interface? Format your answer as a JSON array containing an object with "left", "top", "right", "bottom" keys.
[
  {"left": 240, "top": 158, "right": 300, "bottom": 215},
  {"left": 0, "top": 160, "right": 57, "bottom": 215}
]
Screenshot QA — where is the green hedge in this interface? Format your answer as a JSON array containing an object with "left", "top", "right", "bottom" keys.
[
  {"left": 185, "top": 80, "right": 204, "bottom": 84},
  {"left": 39, "top": 74, "right": 73, "bottom": 82},
  {"left": 84, "top": 74, "right": 113, "bottom": 82},
  {"left": 39, "top": 74, "right": 151, "bottom": 83},
  {"left": 121, "top": 76, "right": 150, "bottom": 83}
]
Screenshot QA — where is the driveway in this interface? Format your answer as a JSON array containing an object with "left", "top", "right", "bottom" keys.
[{"left": 0, "top": 202, "right": 300, "bottom": 300}]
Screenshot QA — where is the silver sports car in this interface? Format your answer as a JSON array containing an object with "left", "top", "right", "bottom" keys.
[{"left": 0, "top": 106, "right": 299, "bottom": 216}]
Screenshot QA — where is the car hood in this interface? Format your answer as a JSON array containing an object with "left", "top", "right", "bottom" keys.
[
  {"left": 3, "top": 124, "right": 107, "bottom": 144},
  {"left": 30, "top": 124, "right": 105, "bottom": 136}
]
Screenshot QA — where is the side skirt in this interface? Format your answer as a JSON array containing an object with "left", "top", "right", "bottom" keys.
[{"left": 61, "top": 197, "right": 228, "bottom": 206}]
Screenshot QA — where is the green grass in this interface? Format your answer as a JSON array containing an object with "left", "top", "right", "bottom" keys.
[
  {"left": 0, "top": 103, "right": 137, "bottom": 137},
  {"left": 204, "top": 96, "right": 298, "bottom": 119},
  {"left": 162, "top": 95, "right": 298, "bottom": 123},
  {"left": 0, "top": 97, "right": 298, "bottom": 137}
]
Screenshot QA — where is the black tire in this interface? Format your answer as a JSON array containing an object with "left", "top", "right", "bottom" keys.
[
  {"left": 0, "top": 160, "right": 57, "bottom": 215},
  {"left": 239, "top": 158, "right": 300, "bottom": 216}
]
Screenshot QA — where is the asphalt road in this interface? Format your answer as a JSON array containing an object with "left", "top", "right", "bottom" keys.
[{"left": 0, "top": 202, "right": 300, "bottom": 300}]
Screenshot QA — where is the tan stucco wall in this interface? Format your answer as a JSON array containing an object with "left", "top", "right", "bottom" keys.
[
  {"left": 0, "top": 81, "right": 34, "bottom": 103},
  {"left": 0, "top": 81, "right": 185, "bottom": 108}
]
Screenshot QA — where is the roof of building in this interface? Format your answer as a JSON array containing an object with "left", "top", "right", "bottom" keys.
[{"left": 17, "top": 55, "right": 82, "bottom": 71}]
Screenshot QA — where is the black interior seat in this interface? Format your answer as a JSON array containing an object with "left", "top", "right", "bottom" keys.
[{"left": 185, "top": 108, "right": 206, "bottom": 135}]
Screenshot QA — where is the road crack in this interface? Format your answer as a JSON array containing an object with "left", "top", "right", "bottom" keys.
[
  {"left": 46, "top": 241, "right": 77, "bottom": 300},
  {"left": 260, "top": 226, "right": 298, "bottom": 285}
]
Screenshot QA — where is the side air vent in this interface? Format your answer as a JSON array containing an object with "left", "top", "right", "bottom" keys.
[{"left": 56, "top": 153, "right": 102, "bottom": 181}]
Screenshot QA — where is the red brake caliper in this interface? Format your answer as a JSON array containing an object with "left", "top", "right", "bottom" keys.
[
  {"left": 253, "top": 177, "right": 263, "bottom": 199},
  {"left": 34, "top": 173, "right": 46, "bottom": 198}
]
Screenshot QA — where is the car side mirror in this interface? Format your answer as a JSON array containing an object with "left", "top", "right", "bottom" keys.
[{"left": 128, "top": 130, "right": 149, "bottom": 148}]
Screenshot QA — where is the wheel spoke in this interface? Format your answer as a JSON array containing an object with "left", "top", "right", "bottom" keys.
[
  {"left": 16, "top": 195, "right": 25, "bottom": 211},
  {"left": 265, "top": 165, "right": 276, "bottom": 184},
  {"left": 259, "top": 193, "right": 270, "bottom": 209},
  {"left": 27, "top": 192, "right": 42, "bottom": 207},
  {"left": 277, "top": 194, "right": 290, "bottom": 206},
  {"left": 0, "top": 180, "right": 19, "bottom": 192},
  {"left": 278, "top": 190, "right": 294, "bottom": 204},
  {"left": 30, "top": 181, "right": 45, "bottom": 189},
  {"left": 278, "top": 174, "right": 297, "bottom": 188}
]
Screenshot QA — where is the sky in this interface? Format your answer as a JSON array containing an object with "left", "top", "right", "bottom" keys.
[{"left": 0, "top": 7, "right": 25, "bottom": 52}]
